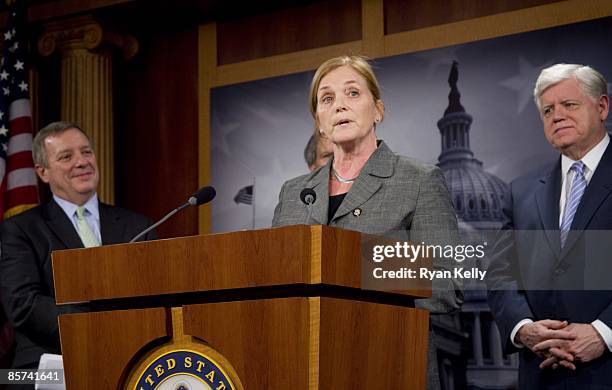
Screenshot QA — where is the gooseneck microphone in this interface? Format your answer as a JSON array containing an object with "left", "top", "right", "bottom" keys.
[
  {"left": 129, "top": 186, "right": 216, "bottom": 243},
  {"left": 187, "top": 186, "right": 216, "bottom": 206},
  {"left": 300, "top": 188, "right": 317, "bottom": 224}
]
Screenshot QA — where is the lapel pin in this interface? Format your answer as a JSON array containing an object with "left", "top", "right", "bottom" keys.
[{"left": 353, "top": 208, "right": 362, "bottom": 217}]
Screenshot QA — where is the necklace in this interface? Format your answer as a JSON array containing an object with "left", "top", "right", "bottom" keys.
[{"left": 332, "top": 167, "right": 359, "bottom": 184}]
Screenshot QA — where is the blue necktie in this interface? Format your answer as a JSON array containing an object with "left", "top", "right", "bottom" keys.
[{"left": 560, "top": 161, "right": 586, "bottom": 247}]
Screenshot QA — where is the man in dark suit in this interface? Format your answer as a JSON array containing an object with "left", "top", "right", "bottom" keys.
[
  {"left": 0, "top": 121, "right": 156, "bottom": 373},
  {"left": 487, "top": 64, "right": 612, "bottom": 388}
]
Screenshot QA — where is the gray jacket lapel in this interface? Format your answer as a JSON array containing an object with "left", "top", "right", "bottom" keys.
[
  {"left": 306, "top": 162, "right": 330, "bottom": 225},
  {"left": 332, "top": 141, "right": 394, "bottom": 221}
]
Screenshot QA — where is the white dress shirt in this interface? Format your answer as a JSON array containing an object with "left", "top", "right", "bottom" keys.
[
  {"left": 511, "top": 134, "right": 612, "bottom": 351},
  {"left": 53, "top": 193, "right": 102, "bottom": 244}
]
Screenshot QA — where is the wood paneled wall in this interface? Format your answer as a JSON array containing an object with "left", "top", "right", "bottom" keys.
[
  {"left": 384, "top": 0, "right": 560, "bottom": 34},
  {"left": 25, "top": 0, "right": 612, "bottom": 237},
  {"left": 116, "top": 27, "right": 199, "bottom": 238},
  {"left": 217, "top": 0, "right": 362, "bottom": 65}
]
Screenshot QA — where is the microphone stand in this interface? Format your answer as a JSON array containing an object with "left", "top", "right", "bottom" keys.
[{"left": 129, "top": 202, "right": 189, "bottom": 243}]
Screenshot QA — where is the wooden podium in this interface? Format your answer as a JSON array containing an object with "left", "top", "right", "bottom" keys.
[{"left": 52, "top": 225, "right": 431, "bottom": 389}]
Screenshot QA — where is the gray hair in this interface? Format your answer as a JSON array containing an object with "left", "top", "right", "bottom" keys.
[
  {"left": 33, "top": 121, "right": 91, "bottom": 167},
  {"left": 534, "top": 63, "right": 608, "bottom": 110}
]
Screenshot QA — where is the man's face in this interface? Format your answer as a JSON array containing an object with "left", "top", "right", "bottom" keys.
[
  {"left": 36, "top": 128, "right": 99, "bottom": 205},
  {"left": 539, "top": 78, "right": 609, "bottom": 159},
  {"left": 310, "top": 136, "right": 334, "bottom": 171}
]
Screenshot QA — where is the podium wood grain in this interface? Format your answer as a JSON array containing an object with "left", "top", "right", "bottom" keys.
[
  {"left": 183, "top": 297, "right": 429, "bottom": 389},
  {"left": 53, "top": 226, "right": 431, "bottom": 389},
  {"left": 58, "top": 307, "right": 168, "bottom": 389},
  {"left": 53, "top": 225, "right": 430, "bottom": 304}
]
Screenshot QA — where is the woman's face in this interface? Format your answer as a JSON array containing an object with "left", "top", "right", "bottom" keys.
[{"left": 315, "top": 66, "right": 383, "bottom": 146}]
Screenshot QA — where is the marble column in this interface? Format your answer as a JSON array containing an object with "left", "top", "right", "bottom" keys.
[{"left": 38, "top": 16, "right": 138, "bottom": 204}]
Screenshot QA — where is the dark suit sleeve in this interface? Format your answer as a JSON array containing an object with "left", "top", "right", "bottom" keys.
[
  {"left": 0, "top": 219, "right": 62, "bottom": 352},
  {"left": 486, "top": 181, "right": 534, "bottom": 353},
  {"left": 114, "top": 209, "right": 158, "bottom": 243},
  {"left": 144, "top": 228, "right": 157, "bottom": 241},
  {"left": 596, "top": 304, "right": 612, "bottom": 330},
  {"left": 143, "top": 218, "right": 158, "bottom": 241},
  {"left": 412, "top": 166, "right": 463, "bottom": 314}
]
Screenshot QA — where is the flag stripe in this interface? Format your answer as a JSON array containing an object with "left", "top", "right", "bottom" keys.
[
  {"left": 8, "top": 115, "right": 32, "bottom": 136},
  {"left": 0, "top": 157, "right": 5, "bottom": 183},
  {"left": 7, "top": 167, "right": 36, "bottom": 189},
  {"left": 5, "top": 150, "right": 33, "bottom": 170},
  {"left": 8, "top": 98, "right": 30, "bottom": 120},
  {"left": 0, "top": 0, "right": 39, "bottom": 221},
  {"left": 7, "top": 133, "right": 32, "bottom": 155},
  {"left": 6, "top": 186, "right": 38, "bottom": 206}
]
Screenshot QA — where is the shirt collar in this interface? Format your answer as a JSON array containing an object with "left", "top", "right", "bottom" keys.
[
  {"left": 561, "top": 133, "right": 610, "bottom": 177},
  {"left": 53, "top": 193, "right": 99, "bottom": 220}
]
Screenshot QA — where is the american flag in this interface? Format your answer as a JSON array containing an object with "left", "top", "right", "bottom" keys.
[
  {"left": 234, "top": 185, "right": 253, "bottom": 205},
  {"left": 0, "top": 0, "right": 38, "bottom": 219}
]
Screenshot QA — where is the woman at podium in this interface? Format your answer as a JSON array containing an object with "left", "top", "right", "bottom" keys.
[{"left": 272, "top": 55, "right": 462, "bottom": 390}]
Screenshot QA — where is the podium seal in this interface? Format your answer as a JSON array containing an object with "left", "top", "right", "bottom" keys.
[
  {"left": 125, "top": 308, "right": 242, "bottom": 390},
  {"left": 134, "top": 349, "right": 235, "bottom": 390}
]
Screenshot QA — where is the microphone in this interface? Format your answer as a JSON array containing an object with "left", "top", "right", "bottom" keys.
[
  {"left": 300, "top": 188, "right": 316, "bottom": 205},
  {"left": 300, "top": 188, "right": 316, "bottom": 224},
  {"left": 129, "top": 186, "right": 216, "bottom": 243},
  {"left": 188, "top": 186, "right": 216, "bottom": 206}
]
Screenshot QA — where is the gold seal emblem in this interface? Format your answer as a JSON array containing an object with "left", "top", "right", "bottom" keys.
[{"left": 125, "top": 308, "right": 243, "bottom": 390}]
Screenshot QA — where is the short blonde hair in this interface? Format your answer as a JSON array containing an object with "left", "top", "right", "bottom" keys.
[{"left": 308, "top": 56, "right": 383, "bottom": 121}]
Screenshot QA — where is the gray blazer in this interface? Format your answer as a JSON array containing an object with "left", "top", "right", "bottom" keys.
[
  {"left": 272, "top": 140, "right": 462, "bottom": 313},
  {"left": 272, "top": 140, "right": 463, "bottom": 390}
]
